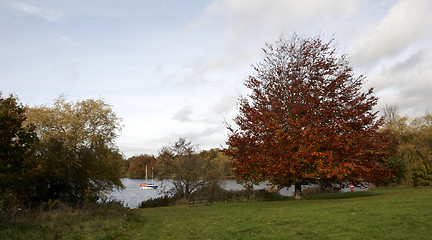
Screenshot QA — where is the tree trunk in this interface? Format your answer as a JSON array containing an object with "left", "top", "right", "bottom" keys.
[{"left": 294, "top": 182, "right": 302, "bottom": 200}]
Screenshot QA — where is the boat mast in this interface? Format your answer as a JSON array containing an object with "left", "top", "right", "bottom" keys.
[{"left": 151, "top": 166, "right": 154, "bottom": 185}]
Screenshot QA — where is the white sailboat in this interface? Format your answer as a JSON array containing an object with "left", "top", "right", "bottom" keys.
[{"left": 139, "top": 165, "right": 158, "bottom": 190}]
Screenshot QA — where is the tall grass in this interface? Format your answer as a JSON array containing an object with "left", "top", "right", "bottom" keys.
[{"left": 0, "top": 201, "right": 142, "bottom": 240}]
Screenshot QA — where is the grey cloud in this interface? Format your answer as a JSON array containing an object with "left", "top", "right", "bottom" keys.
[
  {"left": 398, "top": 67, "right": 432, "bottom": 116},
  {"left": 213, "top": 94, "right": 237, "bottom": 114},
  {"left": 223, "top": 0, "right": 359, "bottom": 53},
  {"left": 389, "top": 48, "right": 431, "bottom": 74},
  {"left": 172, "top": 105, "right": 194, "bottom": 122},
  {"left": 119, "top": 143, "right": 158, "bottom": 158},
  {"left": 187, "top": 126, "right": 221, "bottom": 140},
  {"left": 370, "top": 48, "right": 432, "bottom": 117},
  {"left": 351, "top": 0, "right": 432, "bottom": 67},
  {"left": 151, "top": 125, "right": 226, "bottom": 153},
  {"left": 191, "top": 0, "right": 360, "bottom": 71},
  {"left": 370, "top": 48, "right": 431, "bottom": 91},
  {"left": 183, "top": 126, "right": 227, "bottom": 149}
]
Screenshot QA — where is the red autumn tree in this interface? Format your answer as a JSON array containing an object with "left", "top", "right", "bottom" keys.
[
  {"left": 225, "top": 35, "right": 393, "bottom": 199},
  {"left": 128, "top": 154, "right": 156, "bottom": 179}
]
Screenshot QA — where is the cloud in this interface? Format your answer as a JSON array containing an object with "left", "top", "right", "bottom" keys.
[
  {"left": 190, "top": 0, "right": 432, "bottom": 120},
  {"left": 370, "top": 47, "right": 432, "bottom": 116},
  {"left": 369, "top": 48, "right": 431, "bottom": 90},
  {"left": 180, "top": 126, "right": 227, "bottom": 150},
  {"left": 183, "top": 0, "right": 364, "bottom": 90},
  {"left": 351, "top": 0, "right": 432, "bottom": 67},
  {"left": 197, "top": 0, "right": 360, "bottom": 52},
  {"left": 397, "top": 64, "right": 432, "bottom": 116},
  {"left": 172, "top": 105, "right": 194, "bottom": 122},
  {"left": 213, "top": 94, "right": 237, "bottom": 114},
  {"left": 6, "top": 1, "right": 64, "bottom": 21}
]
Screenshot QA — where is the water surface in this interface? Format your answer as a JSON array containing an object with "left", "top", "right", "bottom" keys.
[
  {"left": 106, "top": 178, "right": 358, "bottom": 208},
  {"left": 106, "top": 178, "right": 294, "bottom": 208}
]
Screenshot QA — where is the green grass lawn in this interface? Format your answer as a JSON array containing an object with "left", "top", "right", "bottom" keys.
[{"left": 2, "top": 187, "right": 432, "bottom": 239}]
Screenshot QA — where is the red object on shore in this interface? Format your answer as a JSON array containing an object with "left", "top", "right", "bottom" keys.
[{"left": 349, "top": 182, "right": 355, "bottom": 191}]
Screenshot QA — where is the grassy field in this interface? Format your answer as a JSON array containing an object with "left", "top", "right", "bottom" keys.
[{"left": 1, "top": 187, "right": 432, "bottom": 239}]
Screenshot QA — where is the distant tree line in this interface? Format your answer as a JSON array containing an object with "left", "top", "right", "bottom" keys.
[
  {"left": 123, "top": 147, "right": 232, "bottom": 180},
  {"left": 123, "top": 154, "right": 157, "bottom": 179}
]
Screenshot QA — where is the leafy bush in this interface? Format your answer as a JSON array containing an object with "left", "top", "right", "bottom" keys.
[{"left": 412, "top": 165, "right": 432, "bottom": 186}]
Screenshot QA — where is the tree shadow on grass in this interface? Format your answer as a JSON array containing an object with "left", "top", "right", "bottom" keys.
[{"left": 304, "top": 190, "right": 380, "bottom": 200}]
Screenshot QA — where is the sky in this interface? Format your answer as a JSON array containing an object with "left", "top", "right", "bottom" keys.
[{"left": 1, "top": 0, "right": 431, "bottom": 157}]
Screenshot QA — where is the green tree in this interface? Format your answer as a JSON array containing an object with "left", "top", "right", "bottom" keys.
[
  {"left": 199, "top": 149, "right": 233, "bottom": 178},
  {"left": 410, "top": 114, "right": 432, "bottom": 186},
  {"left": 24, "top": 96, "right": 123, "bottom": 204},
  {"left": 383, "top": 106, "right": 432, "bottom": 186},
  {"left": 157, "top": 138, "right": 221, "bottom": 200},
  {"left": 382, "top": 105, "right": 409, "bottom": 184},
  {"left": 0, "top": 94, "right": 37, "bottom": 208}
]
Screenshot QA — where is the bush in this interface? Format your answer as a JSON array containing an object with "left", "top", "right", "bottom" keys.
[
  {"left": 252, "top": 189, "right": 284, "bottom": 201},
  {"left": 190, "top": 183, "right": 229, "bottom": 201},
  {"left": 139, "top": 195, "right": 181, "bottom": 208},
  {"left": 412, "top": 165, "right": 432, "bottom": 186},
  {"left": 0, "top": 191, "right": 24, "bottom": 222}
]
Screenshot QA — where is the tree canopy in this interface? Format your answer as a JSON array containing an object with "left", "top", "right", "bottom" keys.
[
  {"left": 383, "top": 105, "right": 432, "bottom": 186},
  {"left": 24, "top": 96, "right": 124, "bottom": 204},
  {"left": 0, "top": 94, "right": 37, "bottom": 208},
  {"left": 225, "top": 35, "right": 393, "bottom": 198}
]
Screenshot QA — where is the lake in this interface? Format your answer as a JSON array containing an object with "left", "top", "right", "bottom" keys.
[
  {"left": 106, "top": 178, "right": 359, "bottom": 208},
  {"left": 105, "top": 178, "right": 296, "bottom": 208}
]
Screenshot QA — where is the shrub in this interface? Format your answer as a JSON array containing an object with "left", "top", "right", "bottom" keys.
[
  {"left": 139, "top": 195, "right": 181, "bottom": 208},
  {"left": 0, "top": 191, "right": 23, "bottom": 222},
  {"left": 252, "top": 189, "right": 284, "bottom": 201}
]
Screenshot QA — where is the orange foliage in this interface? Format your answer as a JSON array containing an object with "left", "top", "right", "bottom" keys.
[{"left": 225, "top": 35, "right": 393, "bottom": 191}]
